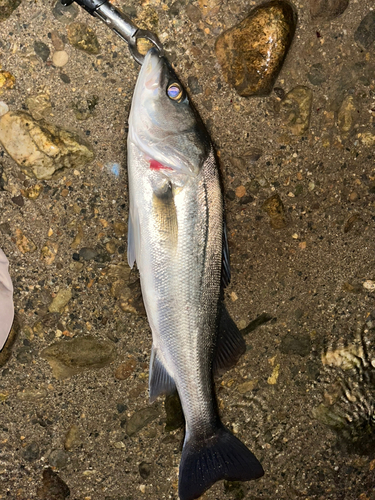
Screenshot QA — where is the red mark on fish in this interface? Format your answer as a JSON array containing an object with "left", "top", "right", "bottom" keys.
[{"left": 149, "top": 159, "right": 173, "bottom": 171}]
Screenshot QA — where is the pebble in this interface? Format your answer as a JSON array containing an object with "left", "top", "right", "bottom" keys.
[
  {"left": 237, "top": 379, "right": 258, "bottom": 394},
  {"left": 70, "top": 226, "right": 84, "bottom": 249},
  {"left": 36, "top": 467, "right": 70, "bottom": 500},
  {"left": 245, "top": 148, "right": 263, "bottom": 163},
  {"left": 126, "top": 407, "right": 160, "bottom": 437},
  {"left": 307, "top": 63, "right": 327, "bottom": 86},
  {"left": 0, "top": 111, "right": 94, "bottom": 180},
  {"left": 11, "top": 194, "right": 24, "bottom": 207},
  {"left": 26, "top": 93, "right": 52, "bottom": 120},
  {"left": 23, "top": 442, "right": 40, "bottom": 462},
  {"left": 64, "top": 424, "right": 82, "bottom": 450},
  {"left": 139, "top": 462, "right": 152, "bottom": 479},
  {"left": 349, "top": 191, "right": 359, "bottom": 202},
  {"left": 199, "top": 0, "right": 222, "bottom": 22},
  {"left": 106, "top": 240, "right": 117, "bottom": 254},
  {"left": 52, "top": 0, "right": 78, "bottom": 24},
  {"left": 354, "top": 11, "right": 375, "bottom": 49},
  {"left": 16, "top": 387, "right": 48, "bottom": 401},
  {"left": 0, "top": 0, "right": 21, "bottom": 22},
  {"left": 114, "top": 357, "right": 137, "bottom": 380},
  {"left": 40, "top": 336, "right": 116, "bottom": 379},
  {"left": 21, "top": 184, "right": 42, "bottom": 199},
  {"left": 267, "top": 363, "right": 280, "bottom": 385},
  {"left": 309, "top": 0, "right": 349, "bottom": 20},
  {"left": 321, "top": 344, "right": 364, "bottom": 370},
  {"left": 226, "top": 189, "right": 235, "bottom": 201},
  {"left": 360, "top": 132, "right": 375, "bottom": 147},
  {"left": 79, "top": 247, "right": 98, "bottom": 261},
  {"left": 186, "top": 4, "right": 201, "bottom": 23},
  {"left": 281, "top": 86, "right": 313, "bottom": 136},
  {"left": 280, "top": 332, "right": 311, "bottom": 357},
  {"left": 112, "top": 279, "right": 146, "bottom": 316},
  {"left": 41, "top": 241, "right": 59, "bottom": 266},
  {"left": 363, "top": 280, "right": 375, "bottom": 291},
  {"left": 48, "top": 449, "right": 69, "bottom": 469},
  {"left": 51, "top": 30, "right": 65, "bottom": 51},
  {"left": 187, "top": 76, "right": 202, "bottom": 95},
  {"left": 239, "top": 194, "right": 254, "bottom": 205},
  {"left": 49, "top": 288, "right": 72, "bottom": 313},
  {"left": 261, "top": 193, "right": 287, "bottom": 229},
  {"left": 235, "top": 185, "right": 246, "bottom": 198},
  {"left": 215, "top": 1, "right": 297, "bottom": 96},
  {"left": 0, "top": 70, "right": 15, "bottom": 94},
  {"left": 53, "top": 51, "right": 69, "bottom": 68},
  {"left": 165, "top": 392, "right": 184, "bottom": 432},
  {"left": 67, "top": 23, "right": 101, "bottom": 55},
  {"left": 60, "top": 73, "right": 71, "bottom": 84},
  {"left": 71, "top": 95, "right": 99, "bottom": 121},
  {"left": 15, "top": 228, "right": 36, "bottom": 253},
  {"left": 113, "top": 222, "right": 126, "bottom": 237},
  {"left": 338, "top": 95, "right": 357, "bottom": 137},
  {"left": 16, "top": 346, "right": 34, "bottom": 364},
  {"left": 0, "top": 101, "right": 9, "bottom": 116},
  {"left": 343, "top": 214, "right": 359, "bottom": 234},
  {"left": 34, "top": 41, "right": 50, "bottom": 62}
]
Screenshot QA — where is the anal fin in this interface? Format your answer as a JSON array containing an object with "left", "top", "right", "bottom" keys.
[
  {"left": 149, "top": 345, "right": 176, "bottom": 402},
  {"left": 214, "top": 305, "right": 246, "bottom": 377}
]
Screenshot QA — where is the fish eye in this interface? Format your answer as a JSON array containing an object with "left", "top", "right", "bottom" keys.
[{"left": 167, "top": 83, "right": 183, "bottom": 101}]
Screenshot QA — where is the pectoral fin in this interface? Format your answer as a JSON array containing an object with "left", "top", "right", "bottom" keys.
[
  {"left": 149, "top": 345, "right": 176, "bottom": 402},
  {"left": 214, "top": 305, "right": 246, "bottom": 377},
  {"left": 127, "top": 204, "right": 141, "bottom": 269}
]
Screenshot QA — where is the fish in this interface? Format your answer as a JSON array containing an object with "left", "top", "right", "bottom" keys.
[
  {"left": 0, "top": 248, "right": 14, "bottom": 351},
  {"left": 126, "top": 48, "right": 264, "bottom": 500}
]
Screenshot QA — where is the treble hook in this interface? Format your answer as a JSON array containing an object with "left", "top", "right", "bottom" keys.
[{"left": 60, "top": 0, "right": 164, "bottom": 65}]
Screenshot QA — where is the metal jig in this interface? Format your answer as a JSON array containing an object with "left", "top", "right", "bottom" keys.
[{"left": 60, "top": 0, "right": 163, "bottom": 65}]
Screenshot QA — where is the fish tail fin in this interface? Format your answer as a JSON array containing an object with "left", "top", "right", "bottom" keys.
[{"left": 178, "top": 425, "right": 264, "bottom": 500}]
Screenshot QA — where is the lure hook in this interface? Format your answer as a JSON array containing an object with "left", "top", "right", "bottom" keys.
[{"left": 60, "top": 0, "right": 163, "bottom": 65}]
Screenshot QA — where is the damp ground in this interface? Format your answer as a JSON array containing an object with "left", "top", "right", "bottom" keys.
[{"left": 0, "top": 1, "right": 375, "bottom": 499}]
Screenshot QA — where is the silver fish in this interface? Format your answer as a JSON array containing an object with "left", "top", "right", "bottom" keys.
[{"left": 127, "top": 48, "right": 263, "bottom": 500}]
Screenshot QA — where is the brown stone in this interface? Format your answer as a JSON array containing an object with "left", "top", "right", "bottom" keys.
[
  {"left": 262, "top": 193, "right": 287, "bottom": 229},
  {"left": 67, "top": 22, "right": 101, "bottom": 55},
  {"left": 215, "top": 1, "right": 297, "bottom": 97},
  {"left": 41, "top": 241, "right": 59, "bottom": 266},
  {"left": 309, "top": 0, "right": 349, "bottom": 20},
  {"left": 281, "top": 86, "right": 313, "bottom": 136},
  {"left": 36, "top": 468, "right": 70, "bottom": 499},
  {"left": 115, "top": 357, "right": 137, "bottom": 380},
  {"left": 0, "top": 0, "right": 22, "bottom": 23},
  {"left": 15, "top": 228, "right": 37, "bottom": 253}
]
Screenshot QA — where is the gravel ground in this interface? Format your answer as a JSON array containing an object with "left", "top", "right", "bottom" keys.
[{"left": 0, "top": 1, "right": 375, "bottom": 499}]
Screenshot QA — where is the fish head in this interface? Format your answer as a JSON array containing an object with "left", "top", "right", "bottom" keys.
[{"left": 129, "top": 48, "right": 211, "bottom": 181}]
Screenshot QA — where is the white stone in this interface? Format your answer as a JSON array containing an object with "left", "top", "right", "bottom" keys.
[
  {"left": 0, "top": 101, "right": 9, "bottom": 116},
  {"left": 363, "top": 280, "right": 375, "bottom": 291},
  {"left": 52, "top": 50, "right": 69, "bottom": 67}
]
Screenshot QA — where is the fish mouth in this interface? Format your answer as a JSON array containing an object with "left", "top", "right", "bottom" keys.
[{"left": 143, "top": 47, "right": 164, "bottom": 90}]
